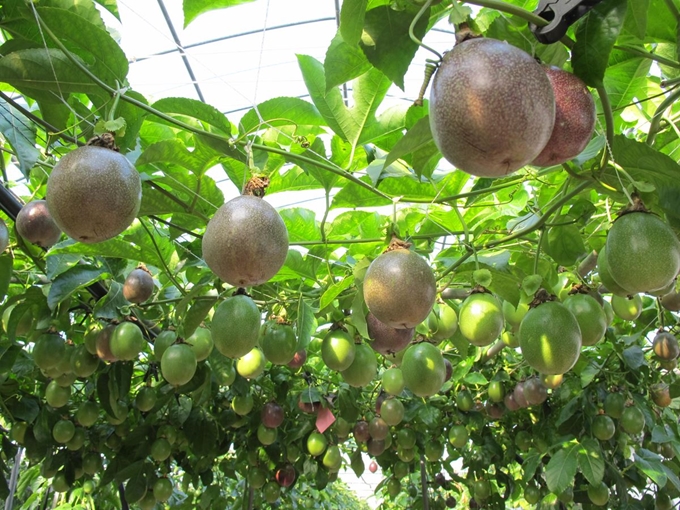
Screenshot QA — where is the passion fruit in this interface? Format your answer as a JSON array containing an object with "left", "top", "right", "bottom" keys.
[
  {"left": 46, "top": 146, "right": 141, "bottom": 243},
  {"left": 211, "top": 295, "right": 261, "bottom": 359},
  {"left": 401, "top": 342, "right": 446, "bottom": 397},
  {"left": 123, "top": 268, "right": 154, "bottom": 304},
  {"left": 429, "top": 37, "right": 555, "bottom": 177},
  {"left": 202, "top": 195, "right": 289, "bottom": 287},
  {"left": 110, "top": 322, "right": 145, "bottom": 361},
  {"left": 340, "top": 343, "right": 377, "bottom": 387},
  {"left": 605, "top": 212, "right": 680, "bottom": 294},
  {"left": 366, "top": 312, "right": 414, "bottom": 355},
  {"left": 611, "top": 294, "right": 642, "bottom": 321},
  {"left": 16, "top": 200, "right": 62, "bottom": 248},
  {"left": 531, "top": 67, "right": 595, "bottom": 167},
  {"left": 519, "top": 301, "right": 582, "bottom": 375},
  {"left": 32, "top": 334, "right": 65, "bottom": 370},
  {"left": 596, "top": 246, "right": 631, "bottom": 296},
  {"left": 653, "top": 332, "right": 680, "bottom": 360},
  {"left": 563, "top": 293, "right": 607, "bottom": 346},
  {"left": 458, "top": 293, "right": 504, "bottom": 346},
  {"left": 260, "top": 322, "right": 297, "bottom": 365},
  {"left": 363, "top": 248, "right": 436, "bottom": 329},
  {"left": 161, "top": 344, "right": 197, "bottom": 386},
  {"left": 321, "top": 329, "right": 356, "bottom": 371}
]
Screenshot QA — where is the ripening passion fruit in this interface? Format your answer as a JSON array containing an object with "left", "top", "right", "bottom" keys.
[
  {"left": 123, "top": 268, "right": 154, "bottom": 304},
  {"left": 429, "top": 37, "right": 555, "bottom": 177},
  {"left": 16, "top": 200, "right": 62, "bottom": 248},
  {"left": 519, "top": 301, "right": 582, "bottom": 375},
  {"left": 202, "top": 195, "right": 289, "bottom": 287},
  {"left": 363, "top": 248, "right": 436, "bottom": 329},
  {"left": 46, "top": 146, "right": 141, "bottom": 243},
  {"left": 531, "top": 67, "right": 596, "bottom": 167},
  {"left": 366, "top": 312, "right": 413, "bottom": 356},
  {"left": 605, "top": 211, "right": 680, "bottom": 294}
]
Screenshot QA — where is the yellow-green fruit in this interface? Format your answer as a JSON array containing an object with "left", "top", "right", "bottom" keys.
[
  {"left": 458, "top": 293, "right": 504, "bottom": 347},
  {"left": 363, "top": 248, "right": 436, "bottom": 329},
  {"left": 110, "top": 322, "right": 145, "bottom": 361},
  {"left": 211, "top": 295, "right": 261, "bottom": 359},
  {"left": 621, "top": 406, "right": 645, "bottom": 435},
  {"left": 231, "top": 394, "right": 254, "bottom": 415},
  {"left": 401, "top": 343, "right": 445, "bottom": 397},
  {"left": 605, "top": 212, "right": 680, "bottom": 294},
  {"left": 161, "top": 344, "right": 197, "bottom": 386},
  {"left": 46, "top": 145, "right": 142, "bottom": 243},
  {"left": 341, "top": 343, "right": 377, "bottom": 387},
  {"left": 611, "top": 294, "right": 642, "bottom": 321},
  {"left": 52, "top": 472, "right": 70, "bottom": 493},
  {"left": 429, "top": 304, "right": 458, "bottom": 341},
  {"left": 382, "top": 368, "right": 405, "bottom": 395},
  {"left": 186, "top": 327, "right": 213, "bottom": 362},
  {"left": 597, "top": 246, "right": 631, "bottom": 296},
  {"left": 151, "top": 438, "right": 172, "bottom": 461},
  {"left": 33, "top": 334, "right": 65, "bottom": 370},
  {"left": 154, "top": 330, "right": 177, "bottom": 362},
  {"left": 260, "top": 322, "right": 297, "bottom": 365},
  {"left": 519, "top": 301, "right": 582, "bottom": 375},
  {"left": 307, "top": 432, "right": 328, "bottom": 457},
  {"left": 587, "top": 481, "right": 610, "bottom": 506},
  {"left": 45, "top": 380, "right": 70, "bottom": 408},
  {"left": 52, "top": 419, "right": 75, "bottom": 443},
  {"left": 136, "top": 386, "right": 157, "bottom": 412},
  {"left": 202, "top": 195, "right": 289, "bottom": 287},
  {"left": 153, "top": 477, "right": 173, "bottom": 502},
  {"left": 236, "top": 348, "right": 266, "bottom": 379},
  {"left": 76, "top": 401, "right": 99, "bottom": 427},
  {"left": 323, "top": 445, "right": 342, "bottom": 470},
  {"left": 563, "top": 293, "right": 607, "bottom": 346},
  {"left": 322, "top": 329, "right": 356, "bottom": 371},
  {"left": 70, "top": 344, "right": 99, "bottom": 377}
]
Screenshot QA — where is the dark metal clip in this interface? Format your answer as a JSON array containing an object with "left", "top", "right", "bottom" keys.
[{"left": 530, "top": 0, "right": 604, "bottom": 44}]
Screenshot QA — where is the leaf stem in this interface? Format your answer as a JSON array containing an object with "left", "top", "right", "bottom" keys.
[
  {"left": 140, "top": 220, "right": 186, "bottom": 296},
  {"left": 596, "top": 84, "right": 614, "bottom": 170},
  {"left": 409, "top": 0, "right": 442, "bottom": 61},
  {"left": 534, "top": 228, "right": 546, "bottom": 275},
  {"left": 646, "top": 86, "right": 680, "bottom": 145},
  {"left": 663, "top": 0, "right": 680, "bottom": 20},
  {"left": 614, "top": 45, "right": 680, "bottom": 70}
]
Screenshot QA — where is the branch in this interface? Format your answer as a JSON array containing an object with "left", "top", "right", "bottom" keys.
[
  {"left": 646, "top": 86, "right": 680, "bottom": 145},
  {"left": 614, "top": 45, "right": 680, "bottom": 70},
  {"left": 596, "top": 84, "right": 614, "bottom": 169}
]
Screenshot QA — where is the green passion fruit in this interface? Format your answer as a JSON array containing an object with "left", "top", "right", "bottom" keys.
[
  {"left": 596, "top": 246, "right": 631, "bottom": 296},
  {"left": 363, "top": 248, "right": 436, "bottom": 329},
  {"left": 340, "top": 343, "right": 377, "bottom": 387},
  {"left": 161, "top": 344, "right": 197, "bottom": 386},
  {"left": 563, "top": 293, "right": 607, "bottom": 346},
  {"left": 110, "top": 322, "right": 145, "bottom": 361},
  {"left": 211, "top": 294, "right": 261, "bottom": 359},
  {"left": 519, "top": 301, "right": 582, "bottom": 375},
  {"left": 260, "top": 321, "right": 297, "bottom": 365},
  {"left": 605, "top": 211, "right": 680, "bottom": 294},
  {"left": 33, "top": 334, "right": 65, "bottom": 370},
  {"left": 185, "top": 327, "right": 213, "bottom": 362},
  {"left": 458, "top": 293, "right": 504, "bottom": 346},
  {"left": 611, "top": 294, "right": 642, "bottom": 321},
  {"left": 401, "top": 342, "right": 446, "bottom": 397},
  {"left": 236, "top": 347, "right": 266, "bottom": 379},
  {"left": 321, "top": 329, "right": 356, "bottom": 371}
]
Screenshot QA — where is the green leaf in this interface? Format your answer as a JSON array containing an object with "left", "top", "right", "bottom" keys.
[
  {"left": 280, "top": 208, "right": 318, "bottom": 242},
  {"left": 182, "top": 298, "right": 218, "bottom": 339},
  {"left": 137, "top": 139, "right": 212, "bottom": 174},
  {"left": 95, "top": 0, "right": 120, "bottom": 20},
  {"left": 0, "top": 255, "right": 12, "bottom": 303},
  {"left": 449, "top": 1, "right": 473, "bottom": 24},
  {"left": 634, "top": 448, "right": 668, "bottom": 487},
  {"left": 383, "top": 115, "right": 435, "bottom": 169},
  {"left": 183, "top": 0, "right": 257, "bottom": 27},
  {"left": 320, "top": 276, "right": 356, "bottom": 310},
  {"left": 184, "top": 409, "right": 218, "bottom": 456},
  {"left": 651, "top": 424, "right": 675, "bottom": 443},
  {"left": 324, "top": 33, "right": 373, "bottom": 92},
  {"left": 522, "top": 453, "right": 542, "bottom": 483},
  {"left": 622, "top": 345, "right": 646, "bottom": 369},
  {"left": 544, "top": 223, "right": 587, "bottom": 267},
  {"left": 451, "top": 356, "right": 473, "bottom": 382},
  {"left": 47, "top": 265, "right": 105, "bottom": 310},
  {"left": 623, "top": 0, "right": 649, "bottom": 39},
  {"left": 151, "top": 97, "right": 233, "bottom": 134},
  {"left": 340, "top": 0, "right": 368, "bottom": 45},
  {"left": 239, "top": 97, "right": 325, "bottom": 134},
  {"left": 578, "top": 438, "right": 605, "bottom": 486},
  {"left": 572, "top": 0, "right": 628, "bottom": 87},
  {"left": 92, "top": 281, "right": 129, "bottom": 319},
  {"left": 545, "top": 443, "right": 580, "bottom": 494},
  {"left": 463, "top": 373, "right": 488, "bottom": 385},
  {"left": 0, "top": 48, "right": 102, "bottom": 95},
  {"left": 296, "top": 298, "right": 316, "bottom": 350},
  {"left": 38, "top": 7, "right": 128, "bottom": 87},
  {"left": 49, "top": 236, "right": 162, "bottom": 268},
  {"left": 0, "top": 99, "right": 40, "bottom": 177},
  {"left": 521, "top": 275, "right": 542, "bottom": 296},
  {"left": 359, "top": 5, "right": 429, "bottom": 90},
  {"left": 350, "top": 448, "right": 364, "bottom": 478},
  {"left": 473, "top": 269, "right": 493, "bottom": 288}
]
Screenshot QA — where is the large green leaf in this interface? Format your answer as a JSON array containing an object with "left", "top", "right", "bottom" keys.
[
  {"left": 137, "top": 139, "right": 213, "bottom": 175},
  {"left": 383, "top": 115, "right": 435, "bottom": 174},
  {"left": 183, "top": 0, "right": 257, "bottom": 27},
  {"left": 151, "top": 97, "right": 233, "bottom": 134},
  {"left": 340, "top": 0, "right": 368, "bottom": 46},
  {"left": 572, "top": 0, "right": 628, "bottom": 87},
  {"left": 239, "top": 97, "right": 325, "bottom": 134},
  {"left": 359, "top": 5, "right": 429, "bottom": 90},
  {"left": 47, "top": 264, "right": 106, "bottom": 310},
  {"left": 604, "top": 52, "right": 651, "bottom": 112},
  {"left": 279, "top": 208, "right": 318, "bottom": 243},
  {"left": 0, "top": 48, "right": 102, "bottom": 95},
  {"left": 622, "top": 0, "right": 649, "bottom": 39},
  {"left": 37, "top": 7, "right": 128, "bottom": 87},
  {"left": 634, "top": 448, "right": 668, "bottom": 487},
  {"left": 545, "top": 443, "right": 580, "bottom": 494},
  {"left": 0, "top": 98, "right": 40, "bottom": 177},
  {"left": 578, "top": 438, "right": 605, "bottom": 486},
  {"left": 324, "top": 32, "right": 372, "bottom": 92}
]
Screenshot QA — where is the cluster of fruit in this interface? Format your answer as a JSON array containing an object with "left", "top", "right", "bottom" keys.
[{"left": 430, "top": 37, "right": 596, "bottom": 177}]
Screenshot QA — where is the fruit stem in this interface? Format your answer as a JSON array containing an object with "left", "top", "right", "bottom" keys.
[
  {"left": 454, "top": 203, "right": 478, "bottom": 271},
  {"left": 534, "top": 228, "right": 546, "bottom": 275},
  {"left": 657, "top": 297, "right": 666, "bottom": 329},
  {"left": 408, "top": 0, "right": 443, "bottom": 61},
  {"left": 108, "top": 85, "right": 122, "bottom": 123},
  {"left": 646, "top": 86, "right": 680, "bottom": 145}
]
